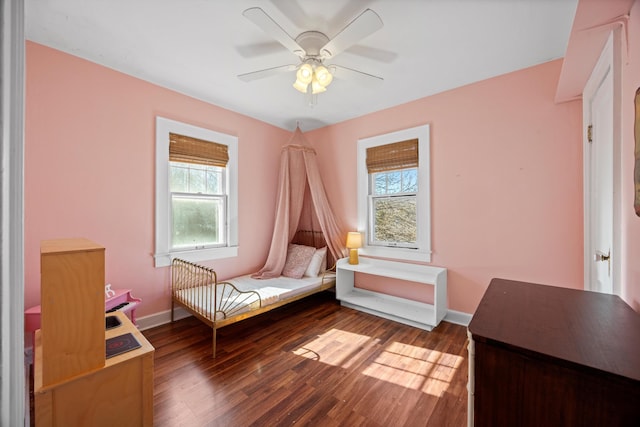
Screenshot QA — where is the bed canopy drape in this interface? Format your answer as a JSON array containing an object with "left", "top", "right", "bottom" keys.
[{"left": 253, "top": 127, "right": 346, "bottom": 279}]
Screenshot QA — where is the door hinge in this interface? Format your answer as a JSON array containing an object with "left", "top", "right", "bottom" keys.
[{"left": 587, "top": 124, "right": 593, "bottom": 143}]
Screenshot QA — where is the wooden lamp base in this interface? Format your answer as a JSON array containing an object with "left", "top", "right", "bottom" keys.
[{"left": 348, "top": 248, "right": 359, "bottom": 265}]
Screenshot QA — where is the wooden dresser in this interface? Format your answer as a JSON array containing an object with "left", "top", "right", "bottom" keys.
[{"left": 468, "top": 278, "right": 640, "bottom": 427}]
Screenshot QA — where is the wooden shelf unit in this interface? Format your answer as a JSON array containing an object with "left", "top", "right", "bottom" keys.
[
  {"left": 34, "top": 238, "right": 154, "bottom": 426},
  {"left": 34, "top": 311, "right": 154, "bottom": 426},
  {"left": 336, "top": 257, "right": 447, "bottom": 330}
]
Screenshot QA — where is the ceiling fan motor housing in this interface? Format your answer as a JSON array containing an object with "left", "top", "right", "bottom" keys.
[{"left": 295, "top": 31, "right": 331, "bottom": 59}]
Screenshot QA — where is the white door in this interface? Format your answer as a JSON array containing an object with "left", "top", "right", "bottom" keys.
[{"left": 584, "top": 35, "right": 614, "bottom": 294}]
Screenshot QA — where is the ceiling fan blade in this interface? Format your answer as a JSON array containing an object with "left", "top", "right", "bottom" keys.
[
  {"left": 236, "top": 41, "right": 287, "bottom": 59},
  {"left": 242, "top": 7, "right": 305, "bottom": 56},
  {"left": 238, "top": 64, "right": 297, "bottom": 82},
  {"left": 330, "top": 65, "right": 383, "bottom": 84},
  {"left": 320, "top": 9, "right": 383, "bottom": 59}
]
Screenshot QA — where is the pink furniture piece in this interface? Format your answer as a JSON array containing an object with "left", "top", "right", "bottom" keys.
[
  {"left": 25, "top": 288, "right": 142, "bottom": 337},
  {"left": 104, "top": 288, "right": 142, "bottom": 325}
]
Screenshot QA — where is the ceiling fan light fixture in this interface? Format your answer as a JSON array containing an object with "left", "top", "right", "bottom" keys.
[
  {"left": 311, "top": 76, "right": 327, "bottom": 94},
  {"left": 293, "top": 79, "right": 309, "bottom": 93},
  {"left": 240, "top": 6, "right": 384, "bottom": 106},
  {"left": 314, "top": 65, "right": 333, "bottom": 87},
  {"left": 296, "top": 63, "right": 313, "bottom": 84}
]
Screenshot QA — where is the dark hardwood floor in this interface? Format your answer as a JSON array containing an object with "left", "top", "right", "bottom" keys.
[{"left": 142, "top": 291, "right": 469, "bottom": 427}]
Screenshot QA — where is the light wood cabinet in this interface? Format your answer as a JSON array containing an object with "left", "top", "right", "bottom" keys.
[
  {"left": 34, "top": 238, "right": 154, "bottom": 426},
  {"left": 34, "top": 311, "right": 154, "bottom": 426},
  {"left": 40, "top": 238, "right": 105, "bottom": 385}
]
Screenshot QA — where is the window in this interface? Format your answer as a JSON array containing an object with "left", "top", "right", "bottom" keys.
[
  {"left": 155, "top": 117, "right": 238, "bottom": 267},
  {"left": 357, "top": 125, "right": 431, "bottom": 262},
  {"left": 370, "top": 168, "right": 418, "bottom": 247},
  {"left": 170, "top": 162, "right": 225, "bottom": 249}
]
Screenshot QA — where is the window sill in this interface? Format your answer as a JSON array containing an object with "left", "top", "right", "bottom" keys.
[
  {"left": 154, "top": 246, "right": 238, "bottom": 268},
  {"left": 359, "top": 246, "right": 431, "bottom": 263}
]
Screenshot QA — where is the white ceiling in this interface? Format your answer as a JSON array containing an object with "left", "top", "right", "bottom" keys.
[{"left": 25, "top": 0, "right": 578, "bottom": 131}]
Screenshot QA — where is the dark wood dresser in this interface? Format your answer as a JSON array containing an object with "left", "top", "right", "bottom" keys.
[{"left": 467, "top": 278, "right": 640, "bottom": 427}]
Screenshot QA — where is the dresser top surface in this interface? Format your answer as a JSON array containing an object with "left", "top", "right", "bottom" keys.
[
  {"left": 41, "top": 238, "right": 104, "bottom": 254},
  {"left": 468, "top": 278, "right": 640, "bottom": 381}
]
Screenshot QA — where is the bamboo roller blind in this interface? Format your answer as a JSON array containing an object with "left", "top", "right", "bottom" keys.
[
  {"left": 366, "top": 138, "right": 418, "bottom": 173},
  {"left": 169, "top": 132, "right": 229, "bottom": 168}
]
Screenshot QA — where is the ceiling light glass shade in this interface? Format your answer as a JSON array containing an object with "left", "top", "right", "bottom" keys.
[
  {"left": 311, "top": 76, "right": 327, "bottom": 94},
  {"left": 314, "top": 65, "right": 333, "bottom": 87},
  {"left": 293, "top": 78, "right": 309, "bottom": 93},
  {"left": 296, "top": 63, "right": 313, "bottom": 84}
]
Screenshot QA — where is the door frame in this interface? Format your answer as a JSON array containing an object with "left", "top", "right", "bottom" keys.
[
  {"left": 1, "top": 0, "right": 26, "bottom": 424},
  {"left": 582, "top": 31, "right": 622, "bottom": 294}
]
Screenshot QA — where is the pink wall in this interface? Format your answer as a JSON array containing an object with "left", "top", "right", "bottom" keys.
[
  {"left": 25, "top": 42, "right": 289, "bottom": 316},
  {"left": 621, "top": 0, "right": 640, "bottom": 311},
  {"left": 308, "top": 59, "right": 584, "bottom": 314},
  {"left": 25, "top": 43, "right": 585, "bottom": 318}
]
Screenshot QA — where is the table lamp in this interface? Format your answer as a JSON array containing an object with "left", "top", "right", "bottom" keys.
[{"left": 346, "top": 232, "right": 363, "bottom": 265}]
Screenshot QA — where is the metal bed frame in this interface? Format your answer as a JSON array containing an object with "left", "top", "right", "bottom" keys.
[{"left": 170, "top": 231, "right": 337, "bottom": 357}]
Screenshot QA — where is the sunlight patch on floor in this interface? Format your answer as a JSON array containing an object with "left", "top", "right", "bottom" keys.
[
  {"left": 292, "top": 328, "right": 379, "bottom": 368},
  {"left": 362, "top": 341, "right": 464, "bottom": 396},
  {"left": 292, "top": 329, "right": 463, "bottom": 396}
]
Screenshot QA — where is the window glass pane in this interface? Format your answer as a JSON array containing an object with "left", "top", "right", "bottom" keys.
[
  {"left": 188, "top": 166, "right": 207, "bottom": 193},
  {"left": 170, "top": 163, "right": 188, "bottom": 193},
  {"left": 171, "top": 195, "right": 224, "bottom": 248},
  {"left": 387, "top": 171, "right": 402, "bottom": 193},
  {"left": 170, "top": 162, "right": 223, "bottom": 195},
  {"left": 402, "top": 168, "right": 418, "bottom": 192},
  {"left": 372, "top": 196, "right": 417, "bottom": 244},
  {"left": 207, "top": 169, "right": 221, "bottom": 194},
  {"left": 372, "top": 168, "right": 418, "bottom": 196},
  {"left": 374, "top": 174, "right": 387, "bottom": 195}
]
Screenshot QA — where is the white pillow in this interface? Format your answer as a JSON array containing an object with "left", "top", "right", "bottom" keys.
[{"left": 304, "top": 247, "right": 327, "bottom": 277}]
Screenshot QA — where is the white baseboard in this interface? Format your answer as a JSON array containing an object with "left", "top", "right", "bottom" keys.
[
  {"left": 444, "top": 309, "right": 473, "bottom": 327},
  {"left": 136, "top": 307, "right": 193, "bottom": 331}
]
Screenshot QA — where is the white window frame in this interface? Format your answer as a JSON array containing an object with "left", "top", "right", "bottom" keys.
[
  {"left": 357, "top": 124, "right": 431, "bottom": 262},
  {"left": 154, "top": 117, "right": 238, "bottom": 267}
]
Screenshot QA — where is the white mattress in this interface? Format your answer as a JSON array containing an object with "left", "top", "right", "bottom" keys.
[
  {"left": 228, "top": 274, "right": 323, "bottom": 304},
  {"left": 176, "top": 274, "right": 327, "bottom": 319}
]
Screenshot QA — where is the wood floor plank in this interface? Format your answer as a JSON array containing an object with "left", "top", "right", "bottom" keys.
[{"left": 143, "top": 291, "right": 469, "bottom": 426}]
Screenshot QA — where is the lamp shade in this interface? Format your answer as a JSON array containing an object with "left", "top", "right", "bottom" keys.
[{"left": 346, "top": 232, "right": 363, "bottom": 249}]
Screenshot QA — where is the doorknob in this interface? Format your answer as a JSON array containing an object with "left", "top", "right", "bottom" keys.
[
  {"left": 594, "top": 250, "right": 611, "bottom": 277},
  {"left": 594, "top": 250, "right": 610, "bottom": 262}
]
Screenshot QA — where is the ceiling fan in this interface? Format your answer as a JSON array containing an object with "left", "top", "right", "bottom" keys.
[{"left": 238, "top": 7, "right": 384, "bottom": 98}]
